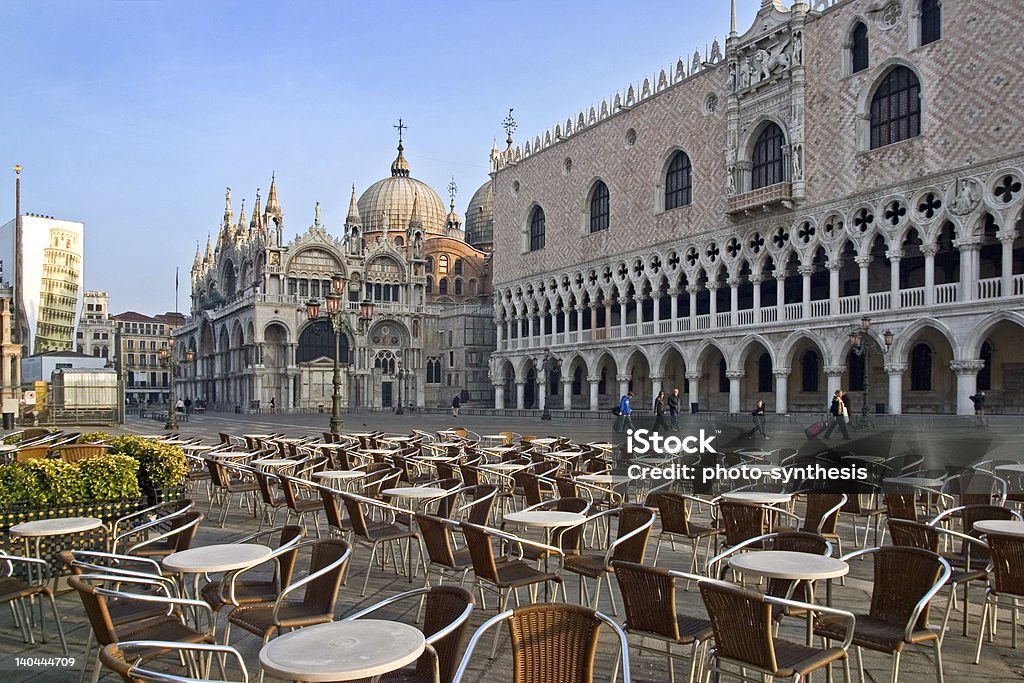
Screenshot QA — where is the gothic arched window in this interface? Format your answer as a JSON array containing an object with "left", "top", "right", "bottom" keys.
[
  {"left": 718, "top": 358, "right": 729, "bottom": 393},
  {"left": 921, "top": 0, "right": 941, "bottom": 45},
  {"left": 665, "top": 151, "right": 693, "bottom": 210},
  {"left": 438, "top": 278, "right": 449, "bottom": 295},
  {"left": 870, "top": 66, "right": 921, "bottom": 149},
  {"left": 758, "top": 353, "right": 773, "bottom": 392},
  {"left": 752, "top": 123, "right": 786, "bottom": 190},
  {"left": 978, "top": 341, "right": 993, "bottom": 391},
  {"left": 589, "top": 181, "right": 610, "bottom": 233},
  {"left": 851, "top": 22, "right": 869, "bottom": 73},
  {"left": 910, "top": 343, "right": 933, "bottom": 390},
  {"left": 529, "top": 207, "right": 546, "bottom": 251}
]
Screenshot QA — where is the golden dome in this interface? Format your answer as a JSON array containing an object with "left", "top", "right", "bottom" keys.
[{"left": 357, "top": 144, "right": 448, "bottom": 235}]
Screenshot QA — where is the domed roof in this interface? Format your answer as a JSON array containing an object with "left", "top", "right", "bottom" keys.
[
  {"left": 465, "top": 180, "right": 494, "bottom": 248},
  {"left": 357, "top": 143, "right": 448, "bottom": 235}
]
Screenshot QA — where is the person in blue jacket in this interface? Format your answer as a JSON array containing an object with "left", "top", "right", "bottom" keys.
[{"left": 616, "top": 391, "right": 635, "bottom": 432}]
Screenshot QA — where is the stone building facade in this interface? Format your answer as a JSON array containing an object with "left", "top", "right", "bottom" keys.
[
  {"left": 489, "top": 0, "right": 1024, "bottom": 416},
  {"left": 174, "top": 140, "right": 495, "bottom": 412}
]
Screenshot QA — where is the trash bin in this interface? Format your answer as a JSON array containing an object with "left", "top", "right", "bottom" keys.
[
  {"left": 2, "top": 413, "right": 12, "bottom": 430},
  {"left": 690, "top": 402, "right": 699, "bottom": 414},
  {"left": 234, "top": 405, "right": 242, "bottom": 414}
]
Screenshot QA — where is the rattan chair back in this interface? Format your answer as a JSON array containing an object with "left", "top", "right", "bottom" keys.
[
  {"left": 417, "top": 514, "right": 461, "bottom": 569},
  {"left": 656, "top": 493, "right": 694, "bottom": 536},
  {"left": 801, "top": 492, "right": 845, "bottom": 534},
  {"left": 869, "top": 546, "right": 944, "bottom": 629},
  {"left": 612, "top": 506, "right": 655, "bottom": 564},
  {"left": 987, "top": 533, "right": 1024, "bottom": 596},
  {"left": 297, "top": 538, "right": 350, "bottom": 611},
  {"left": 613, "top": 561, "right": 680, "bottom": 640},
  {"left": 460, "top": 522, "right": 500, "bottom": 584},
  {"left": 507, "top": 603, "right": 604, "bottom": 683},
  {"left": 884, "top": 490, "right": 919, "bottom": 522},
  {"left": 700, "top": 581, "right": 777, "bottom": 672},
  {"left": 886, "top": 519, "right": 939, "bottom": 551},
  {"left": 423, "top": 585, "right": 476, "bottom": 683},
  {"left": 461, "top": 484, "right": 498, "bottom": 525},
  {"left": 719, "top": 501, "right": 768, "bottom": 547},
  {"left": 317, "top": 486, "right": 348, "bottom": 537}
]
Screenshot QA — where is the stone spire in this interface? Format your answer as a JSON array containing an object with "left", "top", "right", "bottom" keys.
[
  {"left": 223, "top": 187, "right": 234, "bottom": 230},
  {"left": 236, "top": 199, "right": 247, "bottom": 239},
  {"left": 345, "top": 184, "right": 361, "bottom": 225},
  {"left": 250, "top": 189, "right": 263, "bottom": 233},
  {"left": 192, "top": 241, "right": 201, "bottom": 273},
  {"left": 264, "top": 173, "right": 281, "bottom": 220},
  {"left": 204, "top": 233, "right": 213, "bottom": 264},
  {"left": 730, "top": 0, "right": 737, "bottom": 35}
]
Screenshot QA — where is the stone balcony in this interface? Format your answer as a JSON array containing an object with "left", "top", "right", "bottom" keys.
[{"left": 726, "top": 181, "right": 792, "bottom": 215}]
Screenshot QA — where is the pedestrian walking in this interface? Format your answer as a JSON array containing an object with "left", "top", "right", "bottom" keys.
[
  {"left": 451, "top": 394, "right": 461, "bottom": 417},
  {"left": 653, "top": 390, "right": 669, "bottom": 432},
  {"left": 615, "top": 391, "right": 635, "bottom": 433},
  {"left": 970, "top": 391, "right": 986, "bottom": 415},
  {"left": 668, "top": 387, "right": 681, "bottom": 431},
  {"left": 175, "top": 398, "right": 185, "bottom": 413},
  {"left": 184, "top": 397, "right": 192, "bottom": 415},
  {"left": 269, "top": 396, "right": 275, "bottom": 413},
  {"left": 822, "top": 389, "right": 851, "bottom": 440},
  {"left": 751, "top": 399, "right": 768, "bottom": 439}
]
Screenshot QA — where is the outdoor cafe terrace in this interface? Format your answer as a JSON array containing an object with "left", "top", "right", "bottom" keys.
[{"left": 0, "top": 424, "right": 1022, "bottom": 682}]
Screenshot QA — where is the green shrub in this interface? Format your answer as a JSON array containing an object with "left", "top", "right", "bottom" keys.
[
  {"left": 24, "top": 459, "right": 87, "bottom": 506},
  {"left": 108, "top": 435, "right": 187, "bottom": 489},
  {"left": 79, "top": 455, "right": 141, "bottom": 502},
  {"left": 79, "top": 431, "right": 113, "bottom": 444},
  {"left": 0, "top": 463, "right": 42, "bottom": 506}
]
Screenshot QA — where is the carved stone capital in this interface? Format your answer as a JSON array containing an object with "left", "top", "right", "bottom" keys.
[
  {"left": 884, "top": 362, "right": 908, "bottom": 375},
  {"left": 824, "top": 365, "right": 846, "bottom": 377},
  {"left": 649, "top": 375, "right": 664, "bottom": 382},
  {"left": 825, "top": 260, "right": 843, "bottom": 272},
  {"left": 949, "top": 359, "right": 986, "bottom": 374},
  {"left": 855, "top": 256, "right": 873, "bottom": 267},
  {"left": 797, "top": 265, "right": 814, "bottom": 277},
  {"left": 749, "top": 274, "right": 764, "bottom": 285},
  {"left": 725, "top": 371, "right": 746, "bottom": 380},
  {"left": 616, "top": 374, "right": 631, "bottom": 383},
  {"left": 773, "top": 368, "right": 792, "bottom": 378},
  {"left": 587, "top": 375, "right": 601, "bottom": 383},
  {"left": 919, "top": 244, "right": 938, "bottom": 257},
  {"left": 885, "top": 250, "right": 902, "bottom": 261},
  {"left": 726, "top": 278, "right": 742, "bottom": 288},
  {"left": 686, "top": 284, "right": 702, "bottom": 294},
  {"left": 685, "top": 372, "right": 703, "bottom": 381}
]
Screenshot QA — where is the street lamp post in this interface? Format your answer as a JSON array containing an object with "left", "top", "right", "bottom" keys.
[
  {"left": 540, "top": 348, "right": 560, "bottom": 421},
  {"left": 847, "top": 316, "right": 894, "bottom": 431},
  {"left": 395, "top": 361, "right": 408, "bottom": 415},
  {"left": 158, "top": 339, "right": 194, "bottom": 431},
  {"left": 306, "top": 273, "right": 374, "bottom": 435}
]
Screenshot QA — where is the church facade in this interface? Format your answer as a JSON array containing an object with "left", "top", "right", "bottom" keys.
[
  {"left": 175, "top": 140, "right": 495, "bottom": 413},
  {"left": 488, "top": 0, "right": 1024, "bottom": 416}
]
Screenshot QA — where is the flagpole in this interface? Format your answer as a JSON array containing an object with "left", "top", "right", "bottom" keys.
[{"left": 175, "top": 266, "right": 179, "bottom": 314}]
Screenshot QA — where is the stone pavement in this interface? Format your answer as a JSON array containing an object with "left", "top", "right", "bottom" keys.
[{"left": 2, "top": 411, "right": 1023, "bottom": 681}]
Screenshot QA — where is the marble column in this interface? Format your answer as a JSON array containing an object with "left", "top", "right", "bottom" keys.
[
  {"left": 668, "top": 288, "right": 679, "bottom": 323},
  {"left": 619, "top": 298, "right": 627, "bottom": 335},
  {"left": 827, "top": 260, "right": 841, "bottom": 316},
  {"left": 921, "top": 244, "right": 937, "bottom": 305},
  {"left": 617, "top": 374, "right": 631, "bottom": 400},
  {"left": 687, "top": 285, "right": 699, "bottom": 329},
  {"left": 799, "top": 265, "right": 813, "bottom": 318},
  {"left": 884, "top": 362, "right": 907, "bottom": 415},
  {"left": 1000, "top": 232, "right": 1015, "bottom": 297},
  {"left": 856, "top": 256, "right": 872, "bottom": 313},
  {"left": 650, "top": 375, "right": 663, "bottom": 404},
  {"left": 494, "top": 382, "right": 505, "bottom": 409},
  {"left": 727, "top": 278, "right": 740, "bottom": 325},
  {"left": 824, "top": 365, "right": 846, "bottom": 410},
  {"left": 686, "top": 371, "right": 701, "bottom": 414},
  {"left": 515, "top": 381, "right": 526, "bottom": 410},
  {"left": 588, "top": 376, "right": 600, "bottom": 411},
  {"left": 726, "top": 371, "right": 745, "bottom": 414},
  {"left": 773, "top": 368, "right": 791, "bottom": 414},
  {"left": 562, "top": 377, "right": 572, "bottom": 410},
  {"left": 774, "top": 271, "right": 785, "bottom": 314},
  {"left": 951, "top": 359, "right": 985, "bottom": 416},
  {"left": 707, "top": 282, "right": 719, "bottom": 327},
  {"left": 750, "top": 275, "right": 763, "bottom": 323},
  {"left": 887, "top": 250, "right": 902, "bottom": 310}
]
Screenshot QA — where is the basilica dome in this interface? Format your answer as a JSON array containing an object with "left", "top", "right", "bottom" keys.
[
  {"left": 357, "top": 142, "right": 448, "bottom": 235},
  {"left": 464, "top": 179, "right": 494, "bottom": 249}
]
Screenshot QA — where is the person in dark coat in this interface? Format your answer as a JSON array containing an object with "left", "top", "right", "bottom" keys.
[{"left": 822, "top": 389, "right": 851, "bottom": 440}]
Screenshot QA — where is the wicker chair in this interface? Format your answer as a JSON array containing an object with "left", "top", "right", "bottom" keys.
[
  {"left": 814, "top": 546, "right": 951, "bottom": 683},
  {"left": 199, "top": 525, "right": 305, "bottom": 619},
  {"left": 0, "top": 552, "right": 68, "bottom": 654},
  {"left": 100, "top": 640, "right": 249, "bottom": 683},
  {"left": 316, "top": 485, "right": 351, "bottom": 541},
  {"left": 611, "top": 561, "right": 713, "bottom": 683},
  {"left": 252, "top": 469, "right": 287, "bottom": 529},
  {"left": 223, "top": 538, "right": 351, "bottom": 673},
  {"left": 795, "top": 491, "right": 847, "bottom": 555},
  {"left": 974, "top": 532, "right": 1024, "bottom": 662},
  {"left": 456, "top": 484, "right": 499, "bottom": 525},
  {"left": 69, "top": 573, "right": 217, "bottom": 683},
  {"left": 887, "top": 518, "right": 989, "bottom": 639},
  {"left": 111, "top": 499, "right": 195, "bottom": 553},
  {"left": 417, "top": 514, "right": 474, "bottom": 588},
  {"left": 276, "top": 473, "right": 322, "bottom": 537},
  {"left": 839, "top": 484, "right": 887, "bottom": 548},
  {"left": 653, "top": 493, "right": 721, "bottom": 573},
  {"left": 700, "top": 579, "right": 854, "bottom": 683},
  {"left": 716, "top": 500, "right": 800, "bottom": 550},
  {"left": 340, "top": 492, "right": 424, "bottom": 595},
  {"left": 126, "top": 510, "right": 204, "bottom": 559},
  {"left": 502, "top": 497, "right": 591, "bottom": 565},
  {"left": 942, "top": 470, "right": 1008, "bottom": 507},
  {"left": 206, "top": 459, "right": 258, "bottom": 527},
  {"left": 563, "top": 505, "right": 655, "bottom": 614},
  {"left": 54, "top": 443, "right": 110, "bottom": 462},
  {"left": 343, "top": 585, "right": 475, "bottom": 683},
  {"left": 452, "top": 603, "right": 631, "bottom": 683}
]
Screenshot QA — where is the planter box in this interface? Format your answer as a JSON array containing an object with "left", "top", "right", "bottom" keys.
[
  {"left": 142, "top": 485, "right": 185, "bottom": 507},
  {"left": 0, "top": 498, "right": 143, "bottom": 570}
]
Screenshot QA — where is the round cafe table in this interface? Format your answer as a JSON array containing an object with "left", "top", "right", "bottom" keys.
[
  {"left": 973, "top": 519, "right": 1024, "bottom": 537},
  {"left": 314, "top": 470, "right": 365, "bottom": 491},
  {"left": 260, "top": 619, "right": 424, "bottom": 682},
  {"left": 719, "top": 491, "right": 792, "bottom": 505},
  {"left": 504, "top": 510, "right": 587, "bottom": 532},
  {"left": 883, "top": 476, "right": 943, "bottom": 489},
  {"left": 382, "top": 487, "right": 448, "bottom": 501},
  {"left": 250, "top": 458, "right": 300, "bottom": 469},
  {"left": 11, "top": 517, "right": 105, "bottom": 581},
  {"left": 163, "top": 543, "right": 272, "bottom": 598}
]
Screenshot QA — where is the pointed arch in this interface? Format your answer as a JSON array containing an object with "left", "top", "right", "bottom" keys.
[{"left": 960, "top": 311, "right": 1024, "bottom": 359}]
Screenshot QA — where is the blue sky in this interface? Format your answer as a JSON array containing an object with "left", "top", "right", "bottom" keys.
[{"left": 1, "top": 0, "right": 762, "bottom": 315}]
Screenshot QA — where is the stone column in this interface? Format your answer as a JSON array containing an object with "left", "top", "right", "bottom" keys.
[
  {"left": 774, "top": 271, "right": 786, "bottom": 315},
  {"left": 617, "top": 374, "right": 631, "bottom": 400},
  {"left": 824, "top": 365, "right": 846, "bottom": 410},
  {"left": 687, "top": 285, "right": 699, "bottom": 328},
  {"left": 650, "top": 375, "right": 663, "bottom": 404},
  {"left": 856, "top": 256, "right": 872, "bottom": 313},
  {"left": 885, "top": 362, "right": 907, "bottom": 415},
  {"left": 956, "top": 239, "right": 981, "bottom": 302},
  {"left": 799, "top": 265, "right": 813, "bottom": 318},
  {"left": 576, "top": 307, "right": 585, "bottom": 334},
  {"left": 726, "top": 371, "right": 745, "bottom": 414},
  {"left": 773, "top": 368, "right": 790, "bottom": 414},
  {"left": 618, "top": 297, "right": 627, "bottom": 335},
  {"left": 668, "top": 288, "right": 679, "bottom": 322},
  {"left": 951, "top": 359, "right": 985, "bottom": 416},
  {"left": 287, "top": 375, "right": 295, "bottom": 410},
  {"left": 727, "top": 278, "right": 740, "bottom": 325},
  {"left": 921, "top": 244, "right": 937, "bottom": 305},
  {"left": 750, "top": 275, "right": 763, "bottom": 322},
  {"left": 588, "top": 375, "right": 601, "bottom": 411},
  {"left": 493, "top": 382, "right": 505, "bottom": 409},
  {"left": 707, "top": 282, "right": 719, "bottom": 327},
  {"left": 590, "top": 305, "right": 598, "bottom": 331},
  {"left": 538, "top": 314, "right": 546, "bottom": 344},
  {"left": 515, "top": 381, "right": 526, "bottom": 410},
  {"left": 686, "top": 371, "right": 701, "bottom": 415},
  {"left": 537, "top": 370, "right": 546, "bottom": 412},
  {"left": 887, "top": 250, "right": 902, "bottom": 310},
  {"left": 651, "top": 294, "right": 660, "bottom": 325},
  {"left": 827, "top": 260, "right": 841, "bottom": 316},
  {"left": 604, "top": 301, "right": 613, "bottom": 334},
  {"left": 562, "top": 377, "right": 573, "bottom": 410},
  {"left": 1000, "top": 232, "right": 1015, "bottom": 297},
  {"left": 527, "top": 316, "right": 535, "bottom": 346}
]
